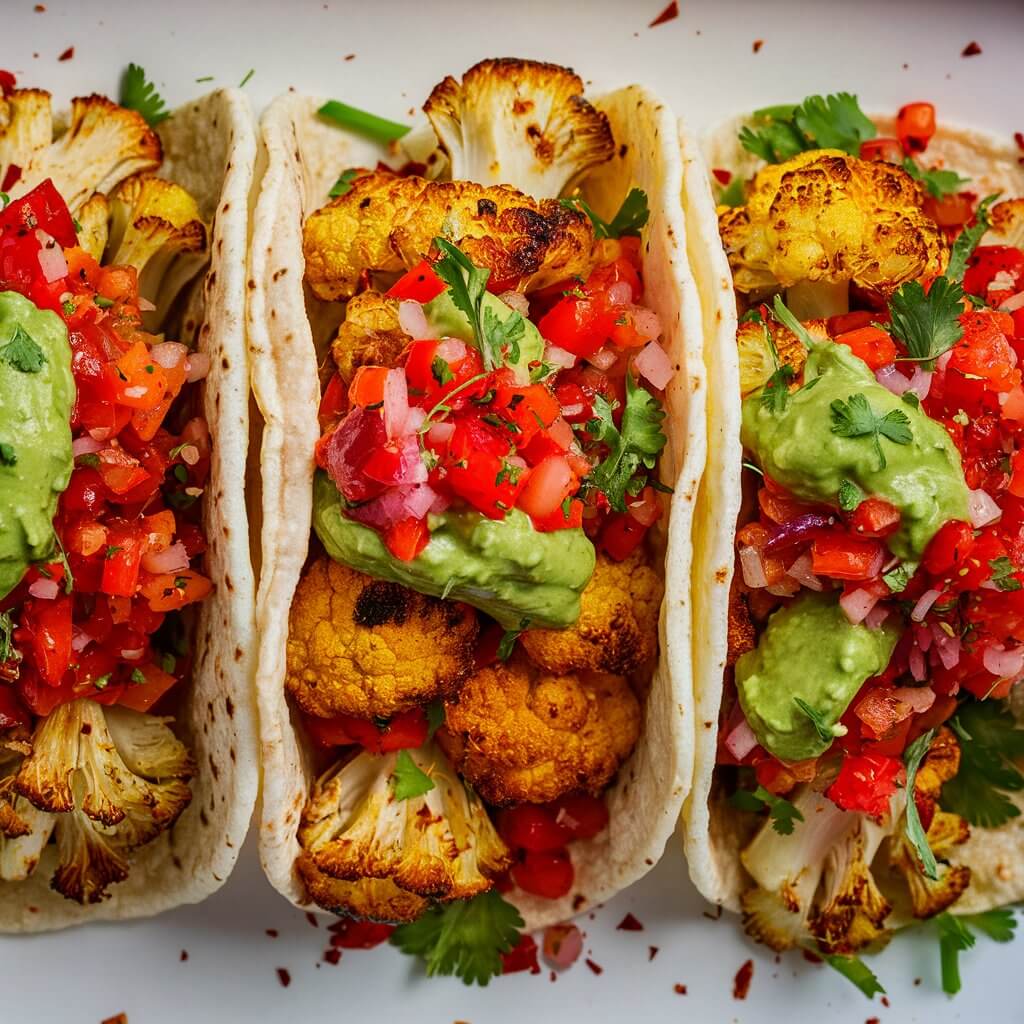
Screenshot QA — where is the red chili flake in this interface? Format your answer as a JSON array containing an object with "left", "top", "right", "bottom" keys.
[
  {"left": 344, "top": 54, "right": 356, "bottom": 61},
  {"left": 914, "top": 978, "right": 922, "bottom": 986},
  {"left": 752, "top": 39, "right": 764, "bottom": 53},
  {"left": 323, "top": 948, "right": 341, "bottom": 965},
  {"left": 648, "top": 945, "right": 659, "bottom": 961},
  {"left": 674, "top": 983, "right": 688, "bottom": 995},
  {"left": 328, "top": 919, "right": 394, "bottom": 949},
  {"left": 712, "top": 168, "right": 733, "bottom": 186},
  {"left": 58, "top": 46, "right": 74, "bottom": 61},
  {"left": 501, "top": 933, "right": 541, "bottom": 975},
  {"left": 179, "top": 950, "right": 188, "bottom": 962},
  {"left": 881, "top": 996, "right": 890, "bottom": 1008},
  {"left": 34, "top": 3, "right": 46, "bottom": 9},
  {"left": 265, "top": 928, "right": 279, "bottom": 938},
  {"left": 305, "top": 911, "right": 319, "bottom": 928},
  {"left": 101, "top": 1016, "right": 127, "bottom": 1024},
  {"left": 585, "top": 958, "right": 604, "bottom": 975},
  {"left": 616, "top": 912, "right": 644, "bottom": 931},
  {"left": 962, "top": 41, "right": 982, "bottom": 57},
  {"left": 801, "top": 948, "right": 823, "bottom": 964},
  {"left": 549, "top": 970, "right": 557, "bottom": 983},
  {"left": 276, "top": 968, "right": 291, "bottom": 988},
  {"left": 648, "top": 1, "right": 679, "bottom": 28},
  {"left": 702, "top": 906, "right": 723, "bottom": 920},
  {"left": 1014, "top": 132, "right": 1024, "bottom": 152},
  {"left": 866, "top": 1018, "right": 880, "bottom": 1024},
  {"left": 733, "top": 959, "right": 754, "bottom": 1000}
]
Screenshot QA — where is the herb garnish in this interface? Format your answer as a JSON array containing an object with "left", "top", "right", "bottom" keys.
[
  {"left": 1, "top": 325, "right": 46, "bottom": 373},
  {"left": 739, "top": 93, "right": 875, "bottom": 163},
  {"left": 989, "top": 556, "right": 1022, "bottom": 592},
  {"left": 318, "top": 100, "right": 411, "bottom": 144},
  {"left": 793, "top": 697, "right": 846, "bottom": 744},
  {"left": 887, "top": 277, "right": 965, "bottom": 367},
  {"left": 729, "top": 785, "right": 804, "bottom": 835},
  {"left": 902, "top": 158, "right": 970, "bottom": 200},
  {"left": 830, "top": 393, "right": 913, "bottom": 471},
  {"left": 903, "top": 729, "right": 939, "bottom": 881},
  {"left": 329, "top": 168, "right": 361, "bottom": 198},
  {"left": 946, "top": 194, "right": 1000, "bottom": 283},
  {"left": 560, "top": 187, "right": 649, "bottom": 240},
  {"left": 392, "top": 749, "right": 435, "bottom": 801},
  {"left": 120, "top": 64, "right": 169, "bottom": 126}
]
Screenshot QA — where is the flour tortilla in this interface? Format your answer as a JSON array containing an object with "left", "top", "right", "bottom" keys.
[
  {"left": 250, "top": 82, "right": 706, "bottom": 929},
  {"left": 686, "top": 112, "right": 1024, "bottom": 915},
  {"left": 0, "top": 89, "right": 259, "bottom": 932}
]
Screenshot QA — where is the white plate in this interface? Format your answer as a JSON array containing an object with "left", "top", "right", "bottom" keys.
[{"left": 2, "top": 1, "right": 1022, "bottom": 1020}]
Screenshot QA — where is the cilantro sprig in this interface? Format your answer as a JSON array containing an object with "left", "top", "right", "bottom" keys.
[
  {"left": 739, "top": 93, "right": 876, "bottom": 163},
  {"left": 391, "top": 749, "right": 435, "bottom": 801},
  {"left": 989, "top": 556, "right": 1023, "bottom": 593},
  {"left": 729, "top": 784, "right": 804, "bottom": 835},
  {"left": 120, "top": 64, "right": 169, "bottom": 127},
  {"left": 903, "top": 729, "right": 939, "bottom": 881},
  {"left": 390, "top": 889, "right": 523, "bottom": 986},
  {"left": 771, "top": 294, "right": 817, "bottom": 350},
  {"left": 947, "top": 194, "right": 1000, "bottom": 283},
  {"left": 1, "top": 325, "right": 46, "bottom": 374},
  {"left": 830, "top": 393, "right": 913, "bottom": 471},
  {"left": 560, "top": 187, "right": 649, "bottom": 239},
  {"left": 887, "top": 277, "right": 965, "bottom": 367},
  {"left": 936, "top": 909, "right": 1018, "bottom": 995},
  {"left": 902, "top": 158, "right": 970, "bottom": 200}
]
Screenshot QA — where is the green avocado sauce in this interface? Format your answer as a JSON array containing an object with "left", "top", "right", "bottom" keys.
[
  {"left": 0, "top": 291, "right": 75, "bottom": 599},
  {"left": 741, "top": 341, "right": 970, "bottom": 561},
  {"left": 312, "top": 470, "right": 595, "bottom": 629},
  {"left": 736, "top": 591, "right": 901, "bottom": 762}
]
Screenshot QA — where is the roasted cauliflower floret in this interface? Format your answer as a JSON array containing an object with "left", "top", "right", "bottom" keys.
[
  {"left": 297, "top": 854, "right": 429, "bottom": 923},
  {"left": 302, "top": 172, "right": 593, "bottom": 301},
  {"left": 75, "top": 192, "right": 110, "bottom": 262},
  {"left": 424, "top": 58, "right": 613, "bottom": 199},
  {"left": 286, "top": 558, "right": 478, "bottom": 721},
  {"left": 438, "top": 653, "right": 640, "bottom": 806},
  {"left": 330, "top": 290, "right": 407, "bottom": 383},
  {"left": 987, "top": 198, "right": 1024, "bottom": 251},
  {"left": 299, "top": 744, "right": 510, "bottom": 908},
  {"left": 2, "top": 92, "right": 161, "bottom": 214},
  {"left": 735, "top": 316, "right": 826, "bottom": 397},
  {"left": 521, "top": 550, "right": 661, "bottom": 677},
  {"left": 105, "top": 174, "right": 209, "bottom": 325},
  {"left": 13, "top": 700, "right": 194, "bottom": 904},
  {"left": 720, "top": 151, "right": 948, "bottom": 318},
  {"left": 0, "top": 749, "right": 54, "bottom": 883}
]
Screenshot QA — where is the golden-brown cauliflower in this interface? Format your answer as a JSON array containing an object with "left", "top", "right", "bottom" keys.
[
  {"left": 424, "top": 58, "right": 614, "bottom": 198},
  {"left": 987, "top": 197, "right": 1024, "bottom": 250},
  {"left": 286, "top": 557, "right": 478, "bottom": 721},
  {"left": 298, "top": 745, "right": 509, "bottom": 907},
  {"left": 302, "top": 172, "right": 593, "bottom": 301},
  {"left": 521, "top": 550, "right": 661, "bottom": 677},
  {"left": 296, "top": 853, "right": 429, "bottom": 923},
  {"left": 438, "top": 653, "right": 640, "bottom": 806},
  {"left": 735, "top": 316, "right": 826, "bottom": 398},
  {"left": 720, "top": 151, "right": 948, "bottom": 317},
  {"left": 330, "top": 290, "right": 408, "bottom": 383}
]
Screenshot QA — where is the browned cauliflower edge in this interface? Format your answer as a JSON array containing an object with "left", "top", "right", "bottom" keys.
[{"left": 330, "top": 290, "right": 408, "bottom": 384}]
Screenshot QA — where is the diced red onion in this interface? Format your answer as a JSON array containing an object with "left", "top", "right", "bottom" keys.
[
  {"left": 72, "top": 435, "right": 104, "bottom": 457},
  {"left": 588, "top": 346, "right": 618, "bottom": 371},
  {"left": 28, "top": 578, "right": 59, "bottom": 600},
  {"left": 429, "top": 490, "right": 450, "bottom": 515},
  {"left": 543, "top": 924, "right": 583, "bottom": 970},
  {"left": 936, "top": 350, "right": 953, "bottom": 374},
  {"left": 396, "top": 435, "right": 428, "bottom": 485},
  {"left": 631, "top": 307, "right": 663, "bottom": 343},
  {"left": 498, "top": 290, "right": 530, "bottom": 317},
  {"left": 875, "top": 364, "right": 911, "bottom": 395},
  {"left": 892, "top": 686, "right": 936, "bottom": 714},
  {"left": 544, "top": 344, "right": 576, "bottom": 369},
  {"left": 911, "top": 588, "right": 942, "bottom": 622},
  {"left": 398, "top": 299, "right": 431, "bottom": 339},
  {"left": 435, "top": 338, "right": 466, "bottom": 363},
  {"left": 633, "top": 340, "right": 673, "bottom": 390},
  {"left": 184, "top": 351, "right": 211, "bottom": 382},
  {"left": 864, "top": 604, "right": 891, "bottom": 630},
  {"left": 607, "top": 281, "right": 632, "bottom": 306},
  {"left": 724, "top": 718, "right": 758, "bottom": 760},
  {"left": 426, "top": 421, "right": 454, "bottom": 446},
  {"left": 907, "top": 366, "right": 933, "bottom": 401},
  {"left": 120, "top": 648, "right": 145, "bottom": 661},
  {"left": 1000, "top": 289, "right": 1024, "bottom": 313},
  {"left": 141, "top": 542, "right": 189, "bottom": 575},
  {"left": 383, "top": 368, "right": 410, "bottom": 440},
  {"left": 71, "top": 629, "right": 93, "bottom": 653},
  {"left": 968, "top": 488, "right": 1001, "bottom": 528},
  {"left": 739, "top": 546, "right": 768, "bottom": 589},
  {"left": 560, "top": 402, "right": 585, "bottom": 418},
  {"left": 983, "top": 644, "right": 1024, "bottom": 679},
  {"left": 763, "top": 513, "right": 834, "bottom": 555},
  {"left": 909, "top": 643, "right": 926, "bottom": 682},
  {"left": 35, "top": 230, "right": 68, "bottom": 282},
  {"left": 150, "top": 342, "right": 188, "bottom": 369},
  {"left": 916, "top": 623, "right": 933, "bottom": 652},
  {"left": 933, "top": 634, "right": 961, "bottom": 670},
  {"left": 766, "top": 578, "right": 800, "bottom": 597},
  {"left": 404, "top": 407, "right": 426, "bottom": 434},
  {"left": 786, "top": 552, "right": 823, "bottom": 591},
  {"left": 840, "top": 587, "right": 880, "bottom": 625},
  {"left": 401, "top": 483, "right": 438, "bottom": 520}
]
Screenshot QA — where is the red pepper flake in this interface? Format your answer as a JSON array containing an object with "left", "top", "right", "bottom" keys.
[
  {"left": 648, "top": 945, "right": 659, "bottom": 961},
  {"left": 585, "top": 958, "right": 604, "bottom": 975},
  {"left": 961, "top": 41, "right": 982, "bottom": 57},
  {"left": 179, "top": 950, "right": 188, "bottom": 962},
  {"left": 34, "top": 3, "right": 46, "bottom": 10},
  {"left": 752, "top": 39, "right": 764, "bottom": 53},
  {"left": 328, "top": 918, "right": 394, "bottom": 949},
  {"left": 549, "top": 970, "right": 557, "bottom": 983},
  {"left": 616, "top": 912, "right": 644, "bottom": 931},
  {"left": 344, "top": 54, "right": 356, "bottom": 61},
  {"left": 733, "top": 959, "right": 754, "bottom": 1000},
  {"left": 102, "top": 1016, "right": 127, "bottom": 1024},
  {"left": 712, "top": 168, "right": 733, "bottom": 186},
  {"left": 323, "top": 948, "right": 341, "bottom": 965},
  {"left": 648, "top": 1, "right": 678, "bottom": 28},
  {"left": 266, "top": 928, "right": 279, "bottom": 938},
  {"left": 881, "top": 996, "right": 890, "bottom": 1008},
  {"left": 702, "top": 906, "right": 723, "bottom": 920},
  {"left": 276, "top": 968, "right": 291, "bottom": 988},
  {"left": 866, "top": 1018, "right": 880, "bottom": 1024},
  {"left": 305, "top": 911, "right": 319, "bottom": 928},
  {"left": 58, "top": 46, "right": 74, "bottom": 61},
  {"left": 674, "top": 983, "right": 688, "bottom": 995},
  {"left": 501, "top": 933, "right": 541, "bottom": 975},
  {"left": 1014, "top": 132, "right": 1024, "bottom": 152},
  {"left": 801, "top": 948, "right": 823, "bottom": 964}
]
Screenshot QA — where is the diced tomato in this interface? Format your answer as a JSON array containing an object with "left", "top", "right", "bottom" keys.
[
  {"left": 531, "top": 497, "right": 584, "bottom": 533},
  {"left": 0, "top": 179, "right": 78, "bottom": 248},
  {"left": 18, "top": 668, "right": 75, "bottom": 717},
  {"left": 538, "top": 294, "right": 619, "bottom": 359},
  {"left": 377, "top": 707, "right": 430, "bottom": 752},
  {"left": 118, "top": 662, "right": 178, "bottom": 712},
  {"left": 71, "top": 645, "right": 119, "bottom": 699},
  {"left": 0, "top": 71, "right": 15, "bottom": 97},
  {"left": 101, "top": 522, "right": 145, "bottom": 597},
  {"left": 896, "top": 102, "right": 936, "bottom": 155},
  {"left": 97, "top": 265, "right": 138, "bottom": 305},
  {"left": 834, "top": 326, "right": 897, "bottom": 371},
  {"left": 498, "top": 805, "right": 572, "bottom": 852},
  {"left": 847, "top": 497, "right": 901, "bottom": 538},
  {"left": 516, "top": 455, "right": 577, "bottom": 520},
  {"left": 859, "top": 137, "right": 904, "bottom": 164},
  {"left": 922, "top": 520, "right": 974, "bottom": 576},
  {"left": 139, "top": 569, "right": 212, "bottom": 611},
  {"left": 550, "top": 793, "right": 609, "bottom": 840},
  {"left": 328, "top": 918, "right": 395, "bottom": 949},
  {"left": 301, "top": 711, "right": 358, "bottom": 749},
  {"left": 501, "top": 934, "right": 541, "bottom": 975},
  {"left": 319, "top": 372, "right": 349, "bottom": 428},
  {"left": 20, "top": 594, "right": 73, "bottom": 686},
  {"left": 96, "top": 446, "right": 150, "bottom": 496},
  {"left": 923, "top": 192, "right": 974, "bottom": 230},
  {"left": 963, "top": 246, "right": 1024, "bottom": 307},
  {"left": 511, "top": 849, "right": 575, "bottom": 900},
  {"left": 348, "top": 365, "right": 389, "bottom": 408},
  {"left": 811, "top": 533, "right": 884, "bottom": 580},
  {"left": 0, "top": 685, "right": 29, "bottom": 729},
  {"left": 386, "top": 259, "right": 445, "bottom": 303},
  {"left": 826, "top": 751, "right": 903, "bottom": 818},
  {"left": 600, "top": 512, "right": 648, "bottom": 561},
  {"left": 384, "top": 517, "right": 430, "bottom": 562}
]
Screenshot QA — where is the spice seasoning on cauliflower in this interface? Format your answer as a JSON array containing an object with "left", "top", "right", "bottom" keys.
[
  {"left": 438, "top": 653, "right": 640, "bottom": 806},
  {"left": 296, "top": 854, "right": 429, "bottom": 923},
  {"left": 285, "top": 557, "right": 479, "bottom": 721},
  {"left": 521, "top": 550, "right": 662, "bottom": 677},
  {"left": 330, "top": 290, "right": 407, "bottom": 384}
]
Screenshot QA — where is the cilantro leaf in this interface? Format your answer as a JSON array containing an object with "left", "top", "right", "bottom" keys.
[
  {"left": 760, "top": 364, "right": 795, "bottom": 414},
  {"left": 0, "top": 611, "right": 16, "bottom": 663},
  {"left": 942, "top": 700, "right": 1024, "bottom": 828},
  {"left": 390, "top": 889, "right": 523, "bottom": 986},
  {"left": 887, "top": 277, "right": 965, "bottom": 367},
  {"left": 902, "top": 158, "right": 970, "bottom": 200},
  {"left": 947, "top": 194, "right": 1000, "bottom": 283},
  {"left": 937, "top": 912, "right": 974, "bottom": 995},
  {"left": 329, "top": 168, "right": 361, "bottom": 198},
  {"left": 497, "top": 618, "right": 529, "bottom": 661},
  {"left": 426, "top": 699, "right": 445, "bottom": 739},
  {"left": 838, "top": 478, "right": 862, "bottom": 512},
  {"left": 793, "top": 697, "right": 844, "bottom": 744},
  {"left": 0, "top": 443, "right": 15, "bottom": 467},
  {"left": 830, "top": 393, "right": 913, "bottom": 471},
  {"left": 431, "top": 356, "right": 454, "bottom": 387},
  {"left": 739, "top": 119, "right": 808, "bottom": 164},
  {"left": 119, "top": 63, "right": 169, "bottom": 126},
  {"left": 989, "top": 555, "right": 1023, "bottom": 592},
  {"left": 481, "top": 305, "right": 525, "bottom": 368},
  {"left": 391, "top": 749, "right": 435, "bottom": 801},
  {"left": 718, "top": 177, "right": 746, "bottom": 207},
  {"left": 729, "top": 784, "right": 804, "bottom": 835},
  {"left": 820, "top": 952, "right": 886, "bottom": 999},
  {"left": 771, "top": 294, "right": 816, "bottom": 349},
  {"left": 560, "top": 187, "right": 649, "bottom": 239},
  {"left": 0, "top": 324, "right": 46, "bottom": 373},
  {"left": 904, "top": 729, "right": 939, "bottom": 881},
  {"left": 883, "top": 564, "right": 911, "bottom": 593},
  {"left": 586, "top": 372, "right": 667, "bottom": 512},
  {"left": 740, "top": 93, "right": 875, "bottom": 163}
]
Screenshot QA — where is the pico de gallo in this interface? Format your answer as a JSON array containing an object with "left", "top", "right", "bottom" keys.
[{"left": 0, "top": 178, "right": 212, "bottom": 726}]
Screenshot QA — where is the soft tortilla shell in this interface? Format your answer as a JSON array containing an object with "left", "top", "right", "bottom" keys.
[
  {"left": 250, "top": 84, "right": 706, "bottom": 930},
  {"left": 0, "top": 89, "right": 259, "bottom": 932}
]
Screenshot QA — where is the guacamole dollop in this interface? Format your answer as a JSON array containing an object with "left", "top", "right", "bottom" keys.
[
  {"left": 741, "top": 341, "right": 970, "bottom": 561},
  {"left": 736, "top": 591, "right": 901, "bottom": 762},
  {"left": 312, "top": 470, "right": 595, "bottom": 629},
  {"left": 0, "top": 291, "right": 75, "bottom": 599}
]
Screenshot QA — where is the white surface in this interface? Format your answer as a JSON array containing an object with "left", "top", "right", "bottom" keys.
[{"left": 2, "top": 1, "right": 1023, "bottom": 1020}]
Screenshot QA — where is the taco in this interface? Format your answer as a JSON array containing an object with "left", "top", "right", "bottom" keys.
[
  {"left": 0, "top": 69, "right": 258, "bottom": 930},
  {"left": 683, "top": 93, "right": 1024, "bottom": 985},
  {"left": 249, "top": 59, "right": 706, "bottom": 980}
]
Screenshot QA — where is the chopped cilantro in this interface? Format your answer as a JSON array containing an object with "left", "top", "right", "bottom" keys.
[
  {"left": 94, "top": 296, "right": 115, "bottom": 309},
  {"left": 391, "top": 749, "right": 435, "bottom": 801},
  {"left": 933, "top": 910, "right": 1016, "bottom": 995},
  {"left": 105, "top": 545, "right": 123, "bottom": 559},
  {"left": 329, "top": 168, "right": 361, "bottom": 199},
  {"left": 771, "top": 294, "right": 816, "bottom": 349},
  {"left": 560, "top": 187, "right": 649, "bottom": 239},
  {"left": 318, "top": 100, "right": 410, "bottom": 144},
  {"left": 718, "top": 177, "right": 746, "bottom": 207},
  {"left": 0, "top": 443, "right": 15, "bottom": 466},
  {"left": 830, "top": 393, "right": 913, "bottom": 471},
  {"left": 739, "top": 93, "right": 875, "bottom": 163},
  {"left": 497, "top": 618, "right": 529, "bottom": 661},
  {"left": 119, "top": 63, "right": 169, "bottom": 126},
  {"left": 837, "top": 478, "right": 862, "bottom": 512},
  {"left": 160, "top": 652, "right": 177, "bottom": 674},
  {"left": 0, "top": 611, "right": 15, "bottom": 663},
  {"left": 130, "top": 668, "right": 146, "bottom": 684},
  {"left": 1, "top": 324, "right": 46, "bottom": 373},
  {"left": 729, "top": 784, "right": 804, "bottom": 835},
  {"left": 888, "top": 277, "right": 965, "bottom": 367},
  {"left": 903, "top": 729, "right": 939, "bottom": 881},
  {"left": 793, "top": 697, "right": 845, "bottom": 744},
  {"left": 93, "top": 672, "right": 112, "bottom": 691},
  {"left": 390, "top": 889, "right": 523, "bottom": 986},
  {"left": 883, "top": 564, "right": 911, "bottom": 593},
  {"left": 989, "top": 556, "right": 1023, "bottom": 592},
  {"left": 238, "top": 68, "right": 255, "bottom": 88},
  {"left": 431, "top": 356, "right": 454, "bottom": 387},
  {"left": 820, "top": 951, "right": 886, "bottom": 998},
  {"left": 426, "top": 698, "right": 445, "bottom": 739},
  {"left": 902, "top": 158, "right": 970, "bottom": 200},
  {"left": 947, "top": 195, "right": 1000, "bottom": 282}
]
